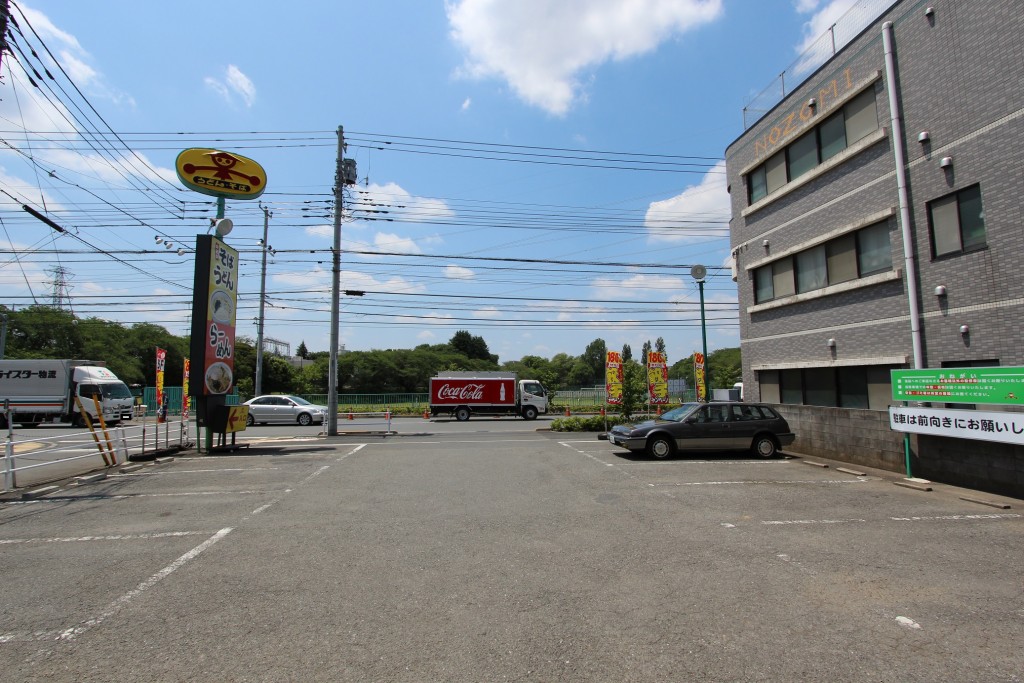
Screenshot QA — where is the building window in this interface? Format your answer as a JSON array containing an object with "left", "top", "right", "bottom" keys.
[
  {"left": 753, "top": 221, "right": 892, "bottom": 303},
  {"left": 929, "top": 185, "right": 986, "bottom": 258},
  {"left": 745, "top": 87, "right": 878, "bottom": 206},
  {"left": 796, "top": 245, "right": 827, "bottom": 293},
  {"left": 760, "top": 364, "right": 895, "bottom": 410},
  {"left": 856, "top": 222, "right": 893, "bottom": 275}
]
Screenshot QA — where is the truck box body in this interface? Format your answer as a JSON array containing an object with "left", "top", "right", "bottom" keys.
[
  {"left": 429, "top": 372, "right": 547, "bottom": 421},
  {"left": 0, "top": 359, "right": 134, "bottom": 427}
]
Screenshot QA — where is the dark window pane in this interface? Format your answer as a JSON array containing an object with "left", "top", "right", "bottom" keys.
[
  {"left": 796, "top": 245, "right": 827, "bottom": 293},
  {"left": 837, "top": 367, "right": 869, "bottom": 408},
  {"left": 845, "top": 88, "right": 878, "bottom": 144},
  {"left": 958, "top": 185, "right": 986, "bottom": 250},
  {"left": 755, "top": 265, "right": 774, "bottom": 303},
  {"left": 826, "top": 233, "right": 857, "bottom": 284},
  {"left": 780, "top": 369, "right": 803, "bottom": 404},
  {"left": 819, "top": 112, "right": 847, "bottom": 160},
  {"left": 804, "top": 368, "right": 837, "bottom": 407},
  {"left": 749, "top": 166, "right": 767, "bottom": 203},
  {"left": 857, "top": 222, "right": 892, "bottom": 275},
  {"left": 788, "top": 130, "right": 819, "bottom": 179}
]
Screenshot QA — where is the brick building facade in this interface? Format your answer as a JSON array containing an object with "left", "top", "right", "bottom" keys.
[{"left": 725, "top": 0, "right": 1023, "bottom": 497}]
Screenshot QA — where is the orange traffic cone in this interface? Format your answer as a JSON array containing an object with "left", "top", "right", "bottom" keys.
[
  {"left": 600, "top": 407, "right": 605, "bottom": 416},
  {"left": 564, "top": 407, "right": 571, "bottom": 416},
  {"left": 423, "top": 409, "right": 430, "bottom": 420},
  {"left": 347, "top": 411, "right": 354, "bottom": 421}
]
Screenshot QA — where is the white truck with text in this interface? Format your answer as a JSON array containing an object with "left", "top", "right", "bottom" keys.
[{"left": 0, "top": 359, "right": 135, "bottom": 428}]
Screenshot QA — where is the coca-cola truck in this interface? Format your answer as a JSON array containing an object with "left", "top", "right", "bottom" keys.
[{"left": 429, "top": 372, "right": 548, "bottom": 421}]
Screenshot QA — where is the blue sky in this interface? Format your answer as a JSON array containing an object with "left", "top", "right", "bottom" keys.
[{"left": 0, "top": 0, "right": 867, "bottom": 366}]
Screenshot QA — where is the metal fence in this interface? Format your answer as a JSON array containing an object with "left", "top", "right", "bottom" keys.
[
  {"left": 3, "top": 407, "right": 192, "bottom": 492},
  {"left": 743, "top": 0, "right": 898, "bottom": 128}
]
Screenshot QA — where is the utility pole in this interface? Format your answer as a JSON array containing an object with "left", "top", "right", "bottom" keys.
[
  {"left": 0, "top": 0, "right": 9, "bottom": 75},
  {"left": 327, "top": 127, "right": 345, "bottom": 437},
  {"left": 254, "top": 203, "right": 272, "bottom": 396}
]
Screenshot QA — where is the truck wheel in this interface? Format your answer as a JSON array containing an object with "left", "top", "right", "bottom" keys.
[
  {"left": 522, "top": 406, "right": 538, "bottom": 420},
  {"left": 455, "top": 407, "right": 471, "bottom": 422}
]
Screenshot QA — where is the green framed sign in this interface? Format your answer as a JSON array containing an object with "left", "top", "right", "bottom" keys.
[{"left": 891, "top": 367, "right": 1024, "bottom": 406}]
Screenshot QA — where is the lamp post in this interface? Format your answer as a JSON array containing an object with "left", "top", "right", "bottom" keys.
[
  {"left": 690, "top": 265, "right": 709, "bottom": 400},
  {"left": 254, "top": 203, "right": 272, "bottom": 396}
]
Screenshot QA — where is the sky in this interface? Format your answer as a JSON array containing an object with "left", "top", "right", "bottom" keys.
[{"left": 0, "top": 0, "right": 870, "bottom": 367}]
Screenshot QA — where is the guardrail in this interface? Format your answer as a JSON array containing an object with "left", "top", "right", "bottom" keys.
[
  {"left": 332, "top": 410, "right": 394, "bottom": 434},
  {"left": 2, "top": 406, "right": 194, "bottom": 493}
]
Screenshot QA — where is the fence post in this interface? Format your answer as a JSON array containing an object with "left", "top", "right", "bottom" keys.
[
  {"left": 116, "top": 426, "right": 129, "bottom": 465},
  {"left": 4, "top": 401, "right": 14, "bottom": 491}
]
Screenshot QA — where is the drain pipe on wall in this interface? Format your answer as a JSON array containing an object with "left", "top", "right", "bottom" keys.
[{"left": 883, "top": 20, "right": 923, "bottom": 477}]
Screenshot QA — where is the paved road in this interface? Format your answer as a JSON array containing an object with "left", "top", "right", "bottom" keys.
[{"left": 1, "top": 426, "right": 1021, "bottom": 682}]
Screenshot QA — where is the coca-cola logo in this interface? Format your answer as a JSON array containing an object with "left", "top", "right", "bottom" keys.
[{"left": 436, "top": 383, "right": 485, "bottom": 400}]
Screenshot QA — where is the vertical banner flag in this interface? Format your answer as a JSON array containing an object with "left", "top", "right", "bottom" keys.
[
  {"left": 182, "top": 359, "right": 191, "bottom": 420},
  {"left": 606, "top": 351, "right": 623, "bottom": 405},
  {"left": 155, "top": 347, "right": 166, "bottom": 408},
  {"left": 694, "top": 352, "right": 707, "bottom": 402},
  {"left": 647, "top": 352, "right": 669, "bottom": 404}
]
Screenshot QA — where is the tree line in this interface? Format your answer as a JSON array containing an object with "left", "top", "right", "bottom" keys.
[{"left": 0, "top": 305, "right": 740, "bottom": 400}]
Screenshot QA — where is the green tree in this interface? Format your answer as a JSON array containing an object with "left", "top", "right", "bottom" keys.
[
  {"left": 618, "top": 359, "right": 646, "bottom": 419},
  {"left": 449, "top": 330, "right": 495, "bottom": 362},
  {"left": 580, "top": 338, "right": 606, "bottom": 386},
  {"left": 296, "top": 341, "right": 309, "bottom": 359}
]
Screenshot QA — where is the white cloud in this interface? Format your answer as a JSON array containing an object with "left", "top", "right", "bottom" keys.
[
  {"left": 445, "top": 265, "right": 476, "bottom": 279},
  {"left": 473, "top": 306, "right": 501, "bottom": 318},
  {"left": 447, "top": 0, "right": 723, "bottom": 115},
  {"left": 373, "top": 232, "right": 423, "bottom": 254},
  {"left": 351, "top": 182, "right": 455, "bottom": 222},
  {"left": 793, "top": 0, "right": 882, "bottom": 73},
  {"left": 205, "top": 64, "right": 257, "bottom": 108},
  {"left": 461, "top": 97, "right": 472, "bottom": 111},
  {"left": 644, "top": 161, "right": 730, "bottom": 244},
  {"left": 591, "top": 273, "right": 687, "bottom": 300}
]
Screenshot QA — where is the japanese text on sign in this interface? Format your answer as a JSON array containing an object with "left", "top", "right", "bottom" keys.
[
  {"left": 891, "top": 367, "right": 1024, "bottom": 406},
  {"left": 889, "top": 406, "right": 1024, "bottom": 446}
]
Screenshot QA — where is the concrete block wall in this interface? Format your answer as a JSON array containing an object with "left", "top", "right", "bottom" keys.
[{"left": 778, "top": 403, "right": 1024, "bottom": 498}]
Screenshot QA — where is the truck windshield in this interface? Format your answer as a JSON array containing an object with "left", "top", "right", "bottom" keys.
[
  {"left": 522, "top": 382, "right": 545, "bottom": 396},
  {"left": 101, "top": 382, "right": 133, "bottom": 399}
]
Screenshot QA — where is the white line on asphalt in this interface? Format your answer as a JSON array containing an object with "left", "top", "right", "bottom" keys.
[
  {"left": 890, "top": 513, "right": 1021, "bottom": 522},
  {"left": 55, "top": 528, "right": 234, "bottom": 642},
  {"left": 361, "top": 438, "right": 549, "bottom": 446},
  {"left": 654, "top": 479, "right": 869, "bottom": 487},
  {"left": 0, "top": 531, "right": 214, "bottom": 545},
  {"left": 112, "top": 468, "right": 282, "bottom": 476},
  {"left": 763, "top": 518, "right": 867, "bottom": 525}
]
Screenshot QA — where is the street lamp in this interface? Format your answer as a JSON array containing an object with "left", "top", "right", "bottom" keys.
[{"left": 690, "top": 264, "right": 709, "bottom": 401}]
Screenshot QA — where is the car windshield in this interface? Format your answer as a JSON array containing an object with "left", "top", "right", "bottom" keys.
[{"left": 658, "top": 403, "right": 700, "bottom": 422}]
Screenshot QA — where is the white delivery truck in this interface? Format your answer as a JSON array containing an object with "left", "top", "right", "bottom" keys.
[
  {"left": 429, "top": 371, "right": 548, "bottom": 421},
  {"left": 0, "top": 359, "right": 135, "bottom": 428}
]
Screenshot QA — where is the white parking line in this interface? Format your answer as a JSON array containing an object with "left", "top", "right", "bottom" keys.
[
  {"left": 54, "top": 528, "right": 234, "bottom": 642},
  {"left": 0, "top": 531, "right": 213, "bottom": 545},
  {"left": 653, "top": 478, "right": 869, "bottom": 487}
]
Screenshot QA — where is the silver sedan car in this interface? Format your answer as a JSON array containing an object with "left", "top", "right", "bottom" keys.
[{"left": 243, "top": 395, "right": 328, "bottom": 426}]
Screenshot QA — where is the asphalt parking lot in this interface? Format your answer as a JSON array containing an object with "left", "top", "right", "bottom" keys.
[{"left": 1, "top": 427, "right": 1021, "bottom": 682}]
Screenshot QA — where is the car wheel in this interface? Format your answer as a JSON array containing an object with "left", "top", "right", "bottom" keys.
[
  {"left": 297, "top": 413, "right": 313, "bottom": 426},
  {"left": 522, "top": 406, "right": 538, "bottom": 420},
  {"left": 455, "top": 407, "right": 471, "bottom": 422},
  {"left": 752, "top": 434, "right": 778, "bottom": 458},
  {"left": 245, "top": 413, "right": 255, "bottom": 427},
  {"left": 647, "top": 435, "right": 675, "bottom": 459}
]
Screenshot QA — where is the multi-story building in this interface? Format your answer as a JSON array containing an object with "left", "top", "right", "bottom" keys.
[{"left": 725, "top": 0, "right": 1023, "bottom": 497}]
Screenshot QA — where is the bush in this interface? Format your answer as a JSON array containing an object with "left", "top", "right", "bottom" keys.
[{"left": 550, "top": 415, "right": 628, "bottom": 432}]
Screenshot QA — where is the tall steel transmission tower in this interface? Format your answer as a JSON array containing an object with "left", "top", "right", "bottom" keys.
[{"left": 46, "top": 266, "right": 74, "bottom": 312}]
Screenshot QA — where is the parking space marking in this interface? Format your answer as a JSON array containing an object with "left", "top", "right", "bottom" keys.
[
  {"left": 112, "top": 467, "right": 282, "bottom": 476},
  {"left": 54, "top": 528, "right": 234, "bottom": 643},
  {"left": 0, "top": 531, "right": 213, "bottom": 545},
  {"left": 754, "top": 513, "right": 1021, "bottom": 526},
  {"left": 654, "top": 478, "right": 870, "bottom": 487}
]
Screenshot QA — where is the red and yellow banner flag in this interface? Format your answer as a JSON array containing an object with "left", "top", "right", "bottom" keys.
[
  {"left": 155, "top": 347, "right": 167, "bottom": 408},
  {"left": 647, "top": 351, "right": 669, "bottom": 404},
  {"left": 182, "top": 359, "right": 191, "bottom": 420},
  {"left": 694, "top": 352, "right": 707, "bottom": 402},
  {"left": 605, "top": 351, "right": 623, "bottom": 405}
]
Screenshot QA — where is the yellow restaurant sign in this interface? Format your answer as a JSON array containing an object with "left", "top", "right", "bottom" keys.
[{"left": 175, "top": 148, "right": 267, "bottom": 199}]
